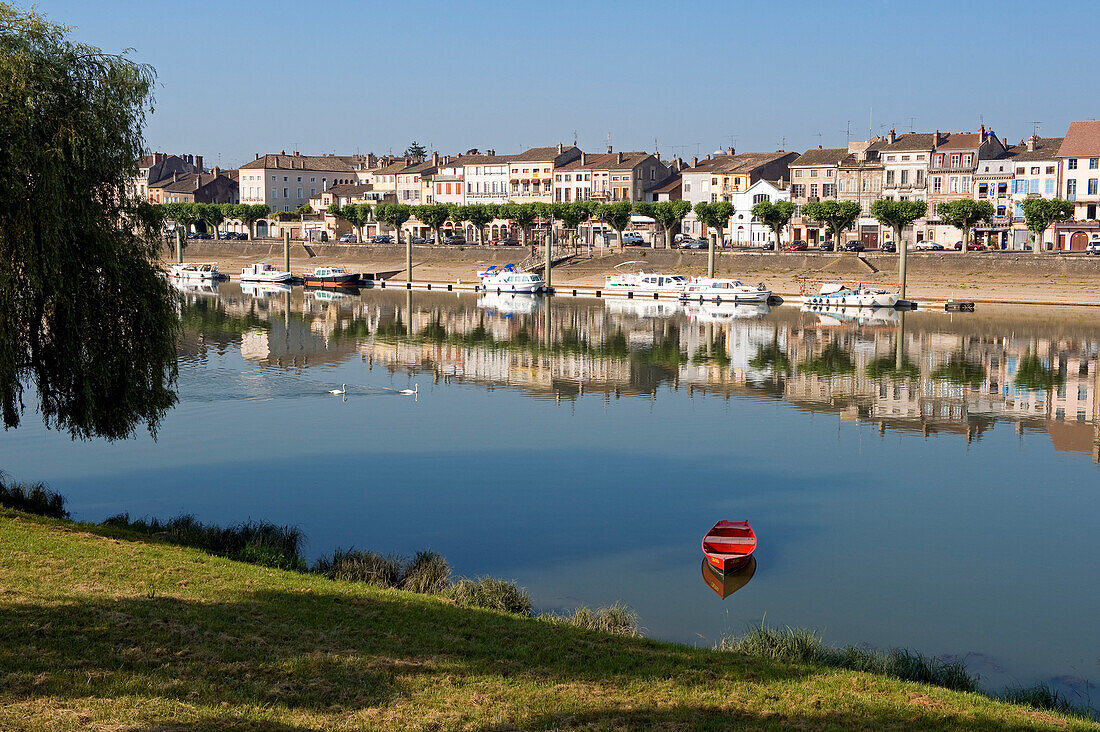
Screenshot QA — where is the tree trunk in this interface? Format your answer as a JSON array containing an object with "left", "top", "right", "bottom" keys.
[{"left": 896, "top": 224, "right": 907, "bottom": 300}]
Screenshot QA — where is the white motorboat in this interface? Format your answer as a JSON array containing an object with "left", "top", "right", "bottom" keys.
[
  {"left": 239, "top": 263, "right": 292, "bottom": 283},
  {"left": 679, "top": 277, "right": 770, "bottom": 303},
  {"left": 604, "top": 298, "right": 683, "bottom": 318},
  {"left": 604, "top": 262, "right": 687, "bottom": 295},
  {"left": 802, "top": 304, "right": 900, "bottom": 327},
  {"left": 169, "top": 262, "right": 221, "bottom": 281},
  {"left": 685, "top": 301, "right": 770, "bottom": 322},
  {"left": 803, "top": 282, "right": 899, "bottom": 309},
  {"left": 170, "top": 279, "right": 219, "bottom": 296},
  {"left": 481, "top": 264, "right": 544, "bottom": 293}
]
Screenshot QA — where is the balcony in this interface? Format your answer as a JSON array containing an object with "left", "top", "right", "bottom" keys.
[{"left": 589, "top": 190, "right": 611, "bottom": 200}]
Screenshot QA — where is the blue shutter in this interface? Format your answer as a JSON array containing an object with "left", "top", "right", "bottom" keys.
[
  {"left": 1045, "top": 179, "right": 1055, "bottom": 195},
  {"left": 1013, "top": 202, "right": 1023, "bottom": 220},
  {"left": 1029, "top": 179, "right": 1039, "bottom": 194}
]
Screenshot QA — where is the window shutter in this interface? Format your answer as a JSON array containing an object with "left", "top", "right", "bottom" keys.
[{"left": 1029, "top": 179, "right": 1038, "bottom": 195}]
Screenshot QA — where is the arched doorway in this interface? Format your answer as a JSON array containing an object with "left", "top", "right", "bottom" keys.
[
  {"left": 255, "top": 220, "right": 269, "bottom": 239},
  {"left": 1070, "top": 231, "right": 1088, "bottom": 251}
]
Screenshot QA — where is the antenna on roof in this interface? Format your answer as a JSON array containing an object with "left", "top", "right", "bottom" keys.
[
  {"left": 574, "top": 129, "right": 578, "bottom": 146},
  {"left": 777, "top": 137, "right": 786, "bottom": 150},
  {"left": 724, "top": 133, "right": 739, "bottom": 148},
  {"left": 907, "top": 116, "right": 917, "bottom": 133},
  {"left": 813, "top": 131, "right": 823, "bottom": 146},
  {"left": 844, "top": 120, "right": 852, "bottom": 144},
  {"left": 1031, "top": 121, "right": 1042, "bottom": 137},
  {"left": 606, "top": 132, "right": 612, "bottom": 154}
]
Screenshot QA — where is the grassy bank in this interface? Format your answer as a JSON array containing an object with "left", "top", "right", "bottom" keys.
[{"left": 1, "top": 509, "right": 1094, "bottom": 731}]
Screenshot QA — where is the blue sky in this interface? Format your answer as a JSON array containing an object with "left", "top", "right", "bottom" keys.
[{"left": 34, "top": 0, "right": 1100, "bottom": 168}]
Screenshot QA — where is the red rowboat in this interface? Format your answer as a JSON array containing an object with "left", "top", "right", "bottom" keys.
[
  {"left": 701, "top": 556, "right": 756, "bottom": 599},
  {"left": 702, "top": 520, "right": 757, "bottom": 572}
]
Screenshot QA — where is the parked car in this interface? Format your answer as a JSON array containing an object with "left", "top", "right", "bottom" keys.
[
  {"left": 371, "top": 234, "right": 393, "bottom": 244},
  {"left": 680, "top": 238, "right": 708, "bottom": 250},
  {"left": 763, "top": 241, "right": 775, "bottom": 251},
  {"left": 820, "top": 241, "right": 835, "bottom": 251},
  {"left": 443, "top": 235, "right": 466, "bottom": 245},
  {"left": 880, "top": 241, "right": 896, "bottom": 253},
  {"left": 337, "top": 233, "right": 357, "bottom": 243},
  {"left": 953, "top": 241, "right": 983, "bottom": 251},
  {"left": 1086, "top": 241, "right": 1100, "bottom": 255},
  {"left": 621, "top": 232, "right": 645, "bottom": 246},
  {"left": 786, "top": 240, "right": 808, "bottom": 251},
  {"left": 673, "top": 233, "right": 692, "bottom": 243},
  {"left": 410, "top": 236, "right": 426, "bottom": 245},
  {"left": 843, "top": 242, "right": 865, "bottom": 252},
  {"left": 498, "top": 237, "right": 520, "bottom": 246}
]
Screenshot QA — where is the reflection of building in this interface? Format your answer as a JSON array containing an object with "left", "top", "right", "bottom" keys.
[{"left": 182, "top": 285, "right": 1100, "bottom": 460}]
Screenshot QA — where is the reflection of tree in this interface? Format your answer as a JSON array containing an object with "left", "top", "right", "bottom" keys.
[
  {"left": 181, "top": 299, "right": 267, "bottom": 335},
  {"left": 376, "top": 314, "right": 407, "bottom": 338},
  {"left": 799, "top": 341, "right": 854, "bottom": 376},
  {"left": 333, "top": 320, "right": 370, "bottom": 342},
  {"left": 1014, "top": 353, "right": 1064, "bottom": 393},
  {"left": 865, "top": 357, "right": 920, "bottom": 381},
  {"left": 420, "top": 315, "right": 446, "bottom": 342},
  {"left": 692, "top": 334, "right": 731, "bottom": 367},
  {"left": 632, "top": 333, "right": 687, "bottom": 368},
  {"left": 931, "top": 353, "right": 984, "bottom": 387},
  {"left": 749, "top": 342, "right": 790, "bottom": 376}
]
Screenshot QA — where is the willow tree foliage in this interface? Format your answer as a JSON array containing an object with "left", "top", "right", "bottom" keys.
[{"left": 0, "top": 4, "right": 178, "bottom": 439}]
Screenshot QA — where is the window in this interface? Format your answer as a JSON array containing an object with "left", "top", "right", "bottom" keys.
[
  {"left": 1068, "top": 159, "right": 1078, "bottom": 170},
  {"left": 810, "top": 169, "right": 818, "bottom": 177},
  {"left": 932, "top": 176, "right": 942, "bottom": 193},
  {"left": 949, "top": 176, "right": 959, "bottom": 193},
  {"left": 823, "top": 183, "right": 836, "bottom": 197},
  {"left": 1031, "top": 167, "right": 1040, "bottom": 175},
  {"left": 916, "top": 170, "right": 924, "bottom": 185},
  {"left": 978, "top": 184, "right": 989, "bottom": 196},
  {"left": 791, "top": 184, "right": 805, "bottom": 197},
  {"left": 283, "top": 176, "right": 288, "bottom": 182},
  {"left": 1067, "top": 180, "right": 1077, "bottom": 198},
  {"left": 1012, "top": 201, "right": 1022, "bottom": 219},
  {"left": 887, "top": 155, "right": 896, "bottom": 161},
  {"left": 683, "top": 182, "right": 691, "bottom": 192},
  {"left": 752, "top": 193, "right": 769, "bottom": 204},
  {"left": 901, "top": 155, "right": 910, "bottom": 161},
  {"left": 838, "top": 180, "right": 845, "bottom": 193},
  {"left": 297, "top": 177, "right": 302, "bottom": 182},
  {"left": 311, "top": 177, "right": 316, "bottom": 183},
  {"left": 809, "top": 184, "right": 818, "bottom": 197},
  {"left": 885, "top": 170, "right": 895, "bottom": 185},
  {"left": 1029, "top": 179, "right": 1038, "bottom": 195},
  {"left": 297, "top": 187, "right": 303, "bottom": 198},
  {"left": 950, "top": 154, "right": 960, "bottom": 167},
  {"left": 900, "top": 170, "right": 909, "bottom": 185},
  {"left": 271, "top": 188, "right": 278, "bottom": 198},
  {"left": 962, "top": 154, "right": 972, "bottom": 167},
  {"left": 1045, "top": 178, "right": 1055, "bottom": 194},
  {"left": 795, "top": 170, "right": 802, "bottom": 177},
  {"left": 1090, "top": 179, "right": 1098, "bottom": 196},
  {"left": 712, "top": 177, "right": 718, "bottom": 185},
  {"left": 1091, "top": 158, "right": 1099, "bottom": 169},
  {"left": 934, "top": 154, "right": 944, "bottom": 167}
]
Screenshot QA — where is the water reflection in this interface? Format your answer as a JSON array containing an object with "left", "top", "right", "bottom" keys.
[
  {"left": 701, "top": 556, "right": 757, "bottom": 599},
  {"left": 187, "top": 283, "right": 1100, "bottom": 461}
]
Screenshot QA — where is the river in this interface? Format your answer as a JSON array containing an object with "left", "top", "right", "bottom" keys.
[{"left": 3, "top": 281, "right": 1097, "bottom": 698}]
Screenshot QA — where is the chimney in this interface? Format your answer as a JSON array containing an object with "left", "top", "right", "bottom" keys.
[
  {"left": 727, "top": 147, "right": 735, "bottom": 155},
  {"left": 691, "top": 156, "right": 698, "bottom": 167},
  {"left": 1027, "top": 136, "right": 1036, "bottom": 152},
  {"left": 194, "top": 175, "right": 200, "bottom": 190},
  {"left": 172, "top": 171, "right": 178, "bottom": 183},
  {"left": 212, "top": 165, "right": 220, "bottom": 176},
  {"left": 1003, "top": 137, "right": 1008, "bottom": 148},
  {"left": 294, "top": 151, "right": 299, "bottom": 156},
  {"left": 195, "top": 155, "right": 203, "bottom": 171},
  {"left": 580, "top": 152, "right": 587, "bottom": 165},
  {"left": 254, "top": 153, "right": 259, "bottom": 160},
  {"left": 488, "top": 149, "right": 495, "bottom": 156},
  {"left": 431, "top": 151, "right": 439, "bottom": 166},
  {"left": 281, "top": 150, "right": 286, "bottom": 155},
  {"left": 557, "top": 142, "right": 563, "bottom": 154},
  {"left": 706, "top": 154, "right": 711, "bottom": 161},
  {"left": 934, "top": 130, "right": 940, "bottom": 146},
  {"left": 817, "top": 145, "right": 823, "bottom": 149},
  {"left": 980, "top": 124, "right": 986, "bottom": 137},
  {"left": 617, "top": 152, "right": 624, "bottom": 164},
  {"left": 889, "top": 128, "right": 897, "bottom": 144}
]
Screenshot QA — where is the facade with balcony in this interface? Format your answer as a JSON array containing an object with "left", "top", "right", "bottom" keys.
[
  {"left": 923, "top": 127, "right": 1006, "bottom": 246},
  {"left": 1055, "top": 121, "right": 1100, "bottom": 252},
  {"left": 508, "top": 144, "right": 581, "bottom": 203},
  {"left": 680, "top": 149, "right": 797, "bottom": 240},
  {"left": 878, "top": 130, "right": 936, "bottom": 245},
  {"left": 553, "top": 151, "right": 668, "bottom": 203},
  {"left": 836, "top": 137, "right": 886, "bottom": 247},
  {"left": 788, "top": 146, "right": 846, "bottom": 245}
]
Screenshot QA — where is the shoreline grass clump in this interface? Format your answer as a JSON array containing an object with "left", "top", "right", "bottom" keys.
[
  {"left": 445, "top": 577, "right": 533, "bottom": 616},
  {"left": 719, "top": 623, "right": 978, "bottom": 693},
  {"left": 100, "top": 513, "right": 305, "bottom": 571},
  {"left": 0, "top": 480, "right": 69, "bottom": 519},
  {"left": 311, "top": 548, "right": 450, "bottom": 594},
  {"left": 400, "top": 549, "right": 451, "bottom": 594},
  {"left": 1001, "top": 683, "right": 1093, "bottom": 717},
  {"left": 542, "top": 602, "right": 641, "bottom": 637}
]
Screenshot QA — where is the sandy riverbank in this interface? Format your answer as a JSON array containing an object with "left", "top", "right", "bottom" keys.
[{"left": 169, "top": 241, "right": 1100, "bottom": 307}]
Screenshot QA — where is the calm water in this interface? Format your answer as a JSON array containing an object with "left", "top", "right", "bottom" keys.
[{"left": 4, "top": 282, "right": 1099, "bottom": 696}]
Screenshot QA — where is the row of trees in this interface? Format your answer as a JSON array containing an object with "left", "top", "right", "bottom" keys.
[
  {"left": 327, "top": 200, "right": 699, "bottom": 249},
  {"left": 157, "top": 202, "right": 273, "bottom": 240}
]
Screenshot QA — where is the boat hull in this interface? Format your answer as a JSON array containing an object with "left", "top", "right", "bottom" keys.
[
  {"left": 240, "top": 273, "right": 292, "bottom": 283},
  {"left": 302, "top": 273, "right": 361, "bottom": 287},
  {"left": 804, "top": 291, "right": 899, "bottom": 308},
  {"left": 680, "top": 289, "right": 770, "bottom": 303},
  {"left": 701, "top": 556, "right": 757, "bottom": 598},
  {"left": 702, "top": 520, "right": 757, "bottom": 574}
]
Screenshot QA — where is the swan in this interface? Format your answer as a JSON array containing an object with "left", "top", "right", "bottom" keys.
[
  {"left": 329, "top": 384, "right": 346, "bottom": 395},
  {"left": 399, "top": 384, "right": 418, "bottom": 395}
]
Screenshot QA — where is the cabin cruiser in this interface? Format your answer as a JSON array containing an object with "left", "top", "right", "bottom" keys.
[
  {"left": 169, "top": 262, "right": 221, "bottom": 281},
  {"left": 802, "top": 304, "right": 900, "bottom": 327},
  {"left": 603, "top": 298, "right": 683, "bottom": 318},
  {"left": 239, "top": 263, "right": 292, "bottom": 283},
  {"left": 804, "top": 282, "right": 899, "bottom": 308},
  {"left": 604, "top": 262, "right": 687, "bottom": 295},
  {"left": 477, "top": 292, "right": 541, "bottom": 315},
  {"left": 303, "top": 265, "right": 361, "bottom": 287},
  {"left": 679, "top": 277, "right": 770, "bottom": 303},
  {"left": 480, "top": 264, "right": 544, "bottom": 293}
]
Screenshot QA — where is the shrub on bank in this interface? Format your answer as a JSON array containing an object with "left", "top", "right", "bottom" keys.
[
  {"left": 1000, "top": 683, "right": 1091, "bottom": 716},
  {"left": 542, "top": 602, "right": 641, "bottom": 637},
  {"left": 0, "top": 481, "right": 69, "bottom": 519},
  {"left": 719, "top": 624, "right": 978, "bottom": 693},
  {"left": 446, "top": 577, "right": 533, "bottom": 616},
  {"left": 312, "top": 548, "right": 404, "bottom": 586},
  {"left": 401, "top": 550, "right": 451, "bottom": 594},
  {"left": 100, "top": 513, "right": 306, "bottom": 571}
]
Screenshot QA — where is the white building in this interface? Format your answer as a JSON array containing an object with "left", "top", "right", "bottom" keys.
[
  {"left": 730, "top": 179, "right": 791, "bottom": 247},
  {"left": 238, "top": 152, "right": 357, "bottom": 213}
]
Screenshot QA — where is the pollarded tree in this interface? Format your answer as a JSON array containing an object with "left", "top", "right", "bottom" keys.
[
  {"left": 937, "top": 199, "right": 994, "bottom": 254},
  {"left": 632, "top": 201, "right": 657, "bottom": 247},
  {"left": 199, "top": 202, "right": 225, "bottom": 239},
  {"left": 600, "top": 200, "right": 635, "bottom": 251},
  {"left": 415, "top": 203, "right": 450, "bottom": 246},
  {"left": 217, "top": 203, "right": 237, "bottom": 236},
  {"left": 695, "top": 201, "right": 735, "bottom": 276},
  {"left": 870, "top": 198, "right": 927, "bottom": 299},
  {"left": 750, "top": 200, "right": 795, "bottom": 253},
  {"left": 0, "top": 3, "right": 177, "bottom": 439},
  {"left": 558, "top": 201, "right": 590, "bottom": 247},
  {"left": 801, "top": 200, "right": 862, "bottom": 247},
  {"left": 234, "top": 203, "right": 270, "bottom": 239},
  {"left": 1021, "top": 197, "right": 1074, "bottom": 253},
  {"left": 506, "top": 203, "right": 538, "bottom": 246},
  {"left": 465, "top": 204, "right": 496, "bottom": 245},
  {"left": 173, "top": 202, "right": 200, "bottom": 237}
]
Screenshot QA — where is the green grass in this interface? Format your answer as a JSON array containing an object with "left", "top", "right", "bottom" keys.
[{"left": 1, "top": 509, "right": 1096, "bottom": 731}]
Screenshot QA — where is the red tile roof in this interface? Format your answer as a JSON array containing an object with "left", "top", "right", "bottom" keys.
[{"left": 1056, "top": 120, "right": 1100, "bottom": 158}]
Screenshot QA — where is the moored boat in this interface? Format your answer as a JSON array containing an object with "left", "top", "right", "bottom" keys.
[
  {"left": 302, "top": 265, "right": 361, "bottom": 288},
  {"left": 804, "top": 282, "right": 899, "bottom": 309},
  {"left": 604, "top": 262, "right": 687, "bottom": 295},
  {"left": 702, "top": 520, "right": 757, "bottom": 572},
  {"left": 679, "top": 277, "right": 770, "bottom": 303},
  {"left": 481, "top": 264, "right": 544, "bottom": 293},
  {"left": 239, "top": 263, "right": 292, "bottom": 283},
  {"left": 169, "top": 262, "right": 221, "bottom": 281}
]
